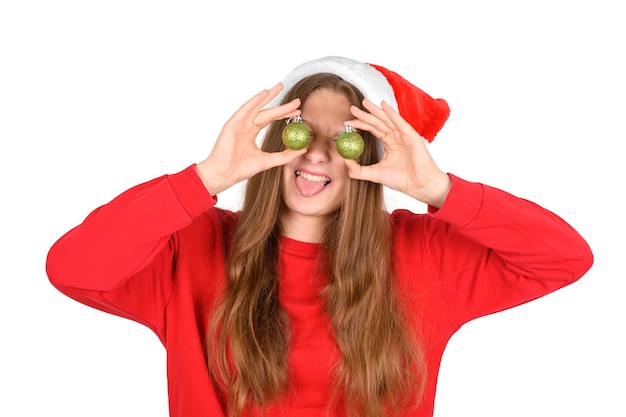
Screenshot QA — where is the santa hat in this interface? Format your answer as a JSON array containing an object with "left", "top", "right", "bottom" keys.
[{"left": 270, "top": 56, "right": 450, "bottom": 142}]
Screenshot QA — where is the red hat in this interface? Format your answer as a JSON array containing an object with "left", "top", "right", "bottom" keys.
[{"left": 271, "top": 56, "right": 450, "bottom": 142}]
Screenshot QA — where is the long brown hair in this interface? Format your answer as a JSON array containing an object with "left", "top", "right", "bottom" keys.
[{"left": 208, "top": 73, "right": 426, "bottom": 416}]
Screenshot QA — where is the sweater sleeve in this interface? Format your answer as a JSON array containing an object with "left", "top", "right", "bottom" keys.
[
  {"left": 46, "top": 164, "right": 217, "bottom": 338},
  {"left": 417, "top": 174, "right": 593, "bottom": 326}
]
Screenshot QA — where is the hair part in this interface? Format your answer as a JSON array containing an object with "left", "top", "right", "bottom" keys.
[{"left": 207, "top": 73, "right": 426, "bottom": 417}]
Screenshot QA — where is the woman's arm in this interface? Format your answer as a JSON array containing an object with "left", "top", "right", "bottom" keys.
[
  {"left": 350, "top": 98, "right": 592, "bottom": 322},
  {"left": 46, "top": 165, "right": 213, "bottom": 292},
  {"left": 46, "top": 84, "right": 309, "bottom": 335},
  {"left": 420, "top": 174, "right": 592, "bottom": 324}
]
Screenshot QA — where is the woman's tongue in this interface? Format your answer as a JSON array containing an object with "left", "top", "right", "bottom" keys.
[{"left": 295, "top": 173, "right": 328, "bottom": 197}]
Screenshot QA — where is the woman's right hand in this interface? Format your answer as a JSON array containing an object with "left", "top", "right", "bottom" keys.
[{"left": 195, "top": 83, "right": 307, "bottom": 196}]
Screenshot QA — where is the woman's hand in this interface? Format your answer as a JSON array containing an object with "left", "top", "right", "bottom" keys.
[
  {"left": 196, "top": 83, "right": 307, "bottom": 196},
  {"left": 345, "top": 99, "right": 452, "bottom": 208}
]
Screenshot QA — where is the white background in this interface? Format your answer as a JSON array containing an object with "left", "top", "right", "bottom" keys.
[{"left": 1, "top": 1, "right": 624, "bottom": 415}]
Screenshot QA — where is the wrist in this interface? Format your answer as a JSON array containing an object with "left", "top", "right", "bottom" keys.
[
  {"left": 416, "top": 172, "right": 452, "bottom": 209},
  {"left": 195, "top": 159, "right": 231, "bottom": 197}
]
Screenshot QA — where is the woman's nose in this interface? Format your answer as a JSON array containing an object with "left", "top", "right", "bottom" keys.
[{"left": 304, "top": 137, "right": 331, "bottom": 164}]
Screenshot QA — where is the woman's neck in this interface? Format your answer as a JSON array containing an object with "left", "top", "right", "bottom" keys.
[{"left": 279, "top": 211, "right": 331, "bottom": 243}]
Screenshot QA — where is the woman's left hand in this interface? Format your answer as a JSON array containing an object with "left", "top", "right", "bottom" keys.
[{"left": 345, "top": 99, "right": 452, "bottom": 208}]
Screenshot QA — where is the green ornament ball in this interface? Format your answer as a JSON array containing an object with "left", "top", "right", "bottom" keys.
[
  {"left": 282, "top": 121, "right": 310, "bottom": 150},
  {"left": 336, "top": 130, "right": 364, "bottom": 159}
]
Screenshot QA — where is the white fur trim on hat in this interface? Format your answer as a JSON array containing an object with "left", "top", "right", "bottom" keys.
[{"left": 269, "top": 56, "right": 398, "bottom": 110}]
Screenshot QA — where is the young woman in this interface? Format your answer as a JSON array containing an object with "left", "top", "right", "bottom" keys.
[{"left": 46, "top": 56, "right": 593, "bottom": 417}]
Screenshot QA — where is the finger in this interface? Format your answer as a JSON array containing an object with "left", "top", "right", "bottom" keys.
[
  {"left": 380, "top": 100, "right": 425, "bottom": 140},
  {"left": 344, "top": 159, "right": 381, "bottom": 184},
  {"left": 266, "top": 82, "right": 284, "bottom": 100},
  {"left": 349, "top": 100, "right": 407, "bottom": 150},
  {"left": 254, "top": 98, "right": 301, "bottom": 126},
  {"left": 362, "top": 98, "right": 398, "bottom": 132},
  {"left": 261, "top": 147, "right": 307, "bottom": 171},
  {"left": 231, "top": 83, "right": 289, "bottom": 123},
  {"left": 241, "top": 87, "right": 276, "bottom": 115},
  {"left": 255, "top": 82, "right": 285, "bottom": 109},
  {"left": 349, "top": 102, "right": 391, "bottom": 136},
  {"left": 346, "top": 107, "right": 388, "bottom": 138}
]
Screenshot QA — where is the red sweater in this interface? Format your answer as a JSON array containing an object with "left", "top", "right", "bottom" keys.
[{"left": 46, "top": 165, "right": 593, "bottom": 416}]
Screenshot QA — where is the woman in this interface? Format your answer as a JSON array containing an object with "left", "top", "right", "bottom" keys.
[{"left": 46, "top": 56, "right": 593, "bottom": 417}]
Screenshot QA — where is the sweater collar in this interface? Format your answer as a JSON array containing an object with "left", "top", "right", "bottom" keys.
[{"left": 279, "top": 236, "right": 321, "bottom": 259}]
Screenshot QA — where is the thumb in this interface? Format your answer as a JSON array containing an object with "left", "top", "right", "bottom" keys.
[
  {"left": 345, "top": 159, "right": 379, "bottom": 184},
  {"left": 262, "top": 148, "right": 307, "bottom": 171}
]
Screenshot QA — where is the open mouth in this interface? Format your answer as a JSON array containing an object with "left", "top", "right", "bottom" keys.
[{"left": 295, "top": 170, "right": 331, "bottom": 197}]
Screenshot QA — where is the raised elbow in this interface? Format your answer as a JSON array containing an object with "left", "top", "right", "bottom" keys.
[{"left": 569, "top": 237, "right": 594, "bottom": 282}]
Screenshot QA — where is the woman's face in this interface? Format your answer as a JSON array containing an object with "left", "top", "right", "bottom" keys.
[{"left": 280, "top": 88, "right": 352, "bottom": 228}]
